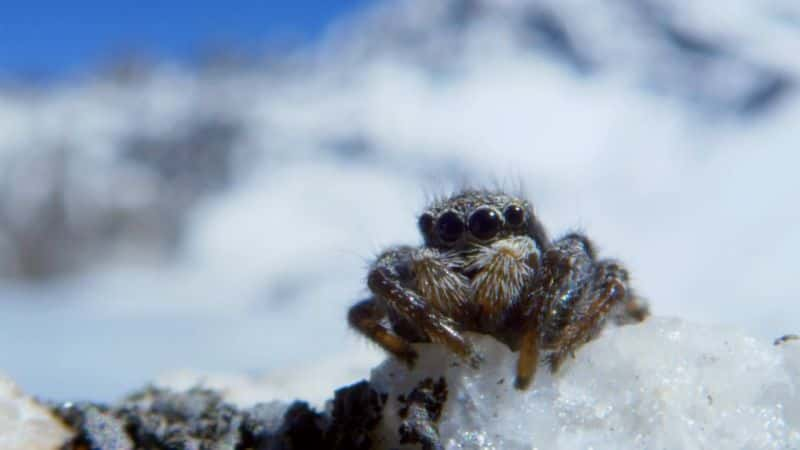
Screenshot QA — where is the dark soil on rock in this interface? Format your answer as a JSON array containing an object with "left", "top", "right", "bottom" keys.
[{"left": 51, "top": 380, "right": 388, "bottom": 450}]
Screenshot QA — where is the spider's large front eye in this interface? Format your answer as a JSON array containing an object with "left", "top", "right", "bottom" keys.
[
  {"left": 468, "top": 207, "right": 501, "bottom": 241},
  {"left": 504, "top": 204, "right": 525, "bottom": 227},
  {"left": 436, "top": 211, "right": 465, "bottom": 243}
]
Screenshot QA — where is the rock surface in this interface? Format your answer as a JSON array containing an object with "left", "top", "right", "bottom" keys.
[
  {"left": 52, "top": 383, "right": 387, "bottom": 450},
  {"left": 0, "top": 374, "right": 72, "bottom": 450},
  {"left": 2, "top": 317, "right": 798, "bottom": 449}
]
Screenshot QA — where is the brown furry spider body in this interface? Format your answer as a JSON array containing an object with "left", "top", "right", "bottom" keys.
[{"left": 349, "top": 189, "right": 649, "bottom": 389}]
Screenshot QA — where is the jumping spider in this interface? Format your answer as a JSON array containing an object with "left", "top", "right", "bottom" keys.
[{"left": 349, "top": 189, "right": 649, "bottom": 389}]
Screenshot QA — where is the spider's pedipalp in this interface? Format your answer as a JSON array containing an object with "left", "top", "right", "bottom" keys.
[{"left": 466, "top": 235, "right": 539, "bottom": 330}]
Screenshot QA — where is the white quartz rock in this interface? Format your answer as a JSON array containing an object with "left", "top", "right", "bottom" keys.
[
  {"left": 0, "top": 374, "right": 73, "bottom": 450},
  {"left": 370, "top": 317, "right": 800, "bottom": 450}
]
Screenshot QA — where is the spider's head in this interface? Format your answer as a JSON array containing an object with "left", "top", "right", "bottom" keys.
[{"left": 417, "top": 189, "right": 541, "bottom": 250}]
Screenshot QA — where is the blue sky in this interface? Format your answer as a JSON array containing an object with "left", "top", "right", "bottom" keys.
[{"left": 0, "top": 1, "right": 377, "bottom": 77}]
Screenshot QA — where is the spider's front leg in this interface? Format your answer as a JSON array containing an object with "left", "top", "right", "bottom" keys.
[
  {"left": 512, "top": 251, "right": 556, "bottom": 390},
  {"left": 348, "top": 298, "right": 419, "bottom": 367},
  {"left": 364, "top": 246, "right": 482, "bottom": 368},
  {"left": 514, "top": 233, "right": 647, "bottom": 389},
  {"left": 539, "top": 233, "right": 645, "bottom": 373},
  {"left": 514, "top": 311, "right": 542, "bottom": 390}
]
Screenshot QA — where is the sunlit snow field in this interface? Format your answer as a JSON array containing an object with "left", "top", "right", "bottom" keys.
[{"left": 1, "top": 0, "right": 799, "bottom": 401}]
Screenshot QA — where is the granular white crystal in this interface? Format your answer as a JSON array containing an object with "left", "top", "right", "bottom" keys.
[{"left": 370, "top": 317, "right": 799, "bottom": 450}]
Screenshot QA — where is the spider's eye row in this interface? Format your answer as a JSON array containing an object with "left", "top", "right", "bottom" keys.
[
  {"left": 468, "top": 207, "right": 501, "bottom": 241},
  {"left": 503, "top": 204, "right": 525, "bottom": 226},
  {"left": 437, "top": 211, "right": 465, "bottom": 243},
  {"left": 418, "top": 213, "right": 435, "bottom": 236}
]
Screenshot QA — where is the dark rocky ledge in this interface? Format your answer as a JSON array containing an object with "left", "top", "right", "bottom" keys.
[{"left": 52, "top": 380, "right": 393, "bottom": 450}]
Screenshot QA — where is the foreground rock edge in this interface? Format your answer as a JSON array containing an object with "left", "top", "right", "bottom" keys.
[
  {"left": 0, "top": 317, "right": 796, "bottom": 449},
  {"left": 0, "top": 375, "right": 73, "bottom": 450}
]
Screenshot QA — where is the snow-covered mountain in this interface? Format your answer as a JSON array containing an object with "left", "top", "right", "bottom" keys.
[{"left": 1, "top": 0, "right": 798, "bottom": 401}]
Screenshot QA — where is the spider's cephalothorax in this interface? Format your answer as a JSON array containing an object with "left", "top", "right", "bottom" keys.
[{"left": 348, "top": 189, "right": 649, "bottom": 389}]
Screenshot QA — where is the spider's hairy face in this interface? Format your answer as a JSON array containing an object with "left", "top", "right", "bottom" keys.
[{"left": 417, "top": 190, "right": 531, "bottom": 250}]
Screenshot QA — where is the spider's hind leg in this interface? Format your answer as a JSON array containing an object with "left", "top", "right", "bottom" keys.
[{"left": 614, "top": 291, "right": 650, "bottom": 325}]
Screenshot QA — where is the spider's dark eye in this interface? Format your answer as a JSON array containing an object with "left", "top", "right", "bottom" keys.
[
  {"left": 468, "top": 207, "right": 501, "bottom": 241},
  {"left": 418, "top": 213, "right": 435, "bottom": 235},
  {"left": 436, "top": 211, "right": 465, "bottom": 243},
  {"left": 504, "top": 204, "right": 525, "bottom": 227}
]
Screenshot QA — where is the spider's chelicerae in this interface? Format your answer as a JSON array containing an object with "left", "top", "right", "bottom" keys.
[{"left": 349, "top": 189, "right": 649, "bottom": 389}]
